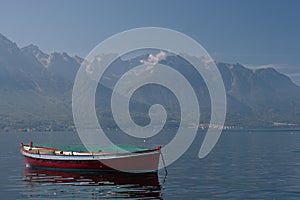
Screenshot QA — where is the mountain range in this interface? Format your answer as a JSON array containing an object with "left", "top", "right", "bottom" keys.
[{"left": 0, "top": 33, "right": 300, "bottom": 131}]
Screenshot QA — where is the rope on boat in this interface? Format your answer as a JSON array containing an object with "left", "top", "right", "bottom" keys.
[{"left": 158, "top": 146, "right": 168, "bottom": 176}]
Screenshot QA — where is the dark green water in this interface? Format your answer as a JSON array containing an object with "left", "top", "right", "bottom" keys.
[{"left": 1, "top": 130, "right": 300, "bottom": 199}]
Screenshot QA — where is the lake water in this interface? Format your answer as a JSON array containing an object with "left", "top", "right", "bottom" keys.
[{"left": 1, "top": 130, "right": 300, "bottom": 199}]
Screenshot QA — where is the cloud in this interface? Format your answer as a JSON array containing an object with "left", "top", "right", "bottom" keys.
[
  {"left": 288, "top": 72, "right": 300, "bottom": 77},
  {"left": 130, "top": 65, "right": 154, "bottom": 76},
  {"left": 199, "top": 56, "right": 215, "bottom": 65},
  {"left": 244, "top": 64, "right": 278, "bottom": 70},
  {"left": 140, "top": 51, "right": 167, "bottom": 66},
  {"left": 244, "top": 63, "right": 300, "bottom": 74}
]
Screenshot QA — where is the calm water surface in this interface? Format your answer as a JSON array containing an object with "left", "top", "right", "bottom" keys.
[{"left": 0, "top": 130, "right": 300, "bottom": 199}]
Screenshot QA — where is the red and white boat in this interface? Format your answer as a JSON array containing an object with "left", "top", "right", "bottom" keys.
[{"left": 20, "top": 142, "right": 161, "bottom": 173}]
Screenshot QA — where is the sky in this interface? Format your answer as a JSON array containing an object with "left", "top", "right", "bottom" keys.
[{"left": 0, "top": 0, "right": 300, "bottom": 84}]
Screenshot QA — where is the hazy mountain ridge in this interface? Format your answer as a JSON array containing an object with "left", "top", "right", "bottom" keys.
[
  {"left": 0, "top": 33, "right": 299, "bottom": 131},
  {"left": 0, "top": 34, "right": 74, "bottom": 131},
  {"left": 216, "top": 62, "right": 300, "bottom": 127}
]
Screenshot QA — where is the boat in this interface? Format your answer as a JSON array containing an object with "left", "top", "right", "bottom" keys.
[{"left": 20, "top": 142, "right": 161, "bottom": 173}]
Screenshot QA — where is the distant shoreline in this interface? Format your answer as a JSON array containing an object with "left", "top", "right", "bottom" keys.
[{"left": 1, "top": 127, "right": 300, "bottom": 134}]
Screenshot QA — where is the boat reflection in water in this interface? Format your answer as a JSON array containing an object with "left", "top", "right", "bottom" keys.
[{"left": 23, "top": 167, "right": 162, "bottom": 199}]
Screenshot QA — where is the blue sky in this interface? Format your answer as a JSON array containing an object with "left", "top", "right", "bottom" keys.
[{"left": 0, "top": 0, "right": 300, "bottom": 84}]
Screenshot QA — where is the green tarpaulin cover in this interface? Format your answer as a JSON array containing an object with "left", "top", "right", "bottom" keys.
[{"left": 27, "top": 143, "right": 147, "bottom": 153}]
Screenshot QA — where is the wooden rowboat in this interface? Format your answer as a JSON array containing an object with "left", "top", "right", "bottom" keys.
[{"left": 20, "top": 142, "right": 161, "bottom": 173}]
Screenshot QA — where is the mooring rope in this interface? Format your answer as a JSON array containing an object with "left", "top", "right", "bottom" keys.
[{"left": 158, "top": 146, "right": 168, "bottom": 177}]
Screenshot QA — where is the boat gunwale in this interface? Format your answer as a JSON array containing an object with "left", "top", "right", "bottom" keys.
[{"left": 21, "top": 147, "right": 160, "bottom": 161}]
